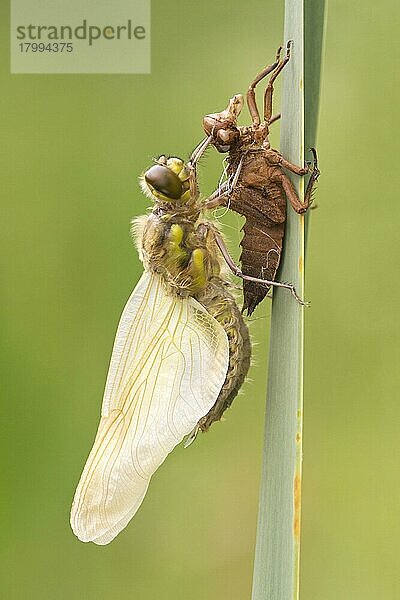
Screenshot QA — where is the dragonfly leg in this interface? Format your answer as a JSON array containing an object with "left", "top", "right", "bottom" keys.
[
  {"left": 202, "top": 155, "right": 244, "bottom": 210},
  {"left": 269, "top": 112, "right": 281, "bottom": 125},
  {"left": 279, "top": 173, "right": 306, "bottom": 214},
  {"left": 264, "top": 40, "right": 292, "bottom": 124},
  {"left": 188, "top": 136, "right": 213, "bottom": 167},
  {"left": 279, "top": 148, "right": 320, "bottom": 214},
  {"left": 304, "top": 148, "right": 320, "bottom": 208},
  {"left": 187, "top": 136, "right": 213, "bottom": 198},
  {"left": 265, "top": 147, "right": 309, "bottom": 176},
  {"left": 246, "top": 45, "right": 283, "bottom": 127},
  {"left": 209, "top": 226, "right": 309, "bottom": 306}
]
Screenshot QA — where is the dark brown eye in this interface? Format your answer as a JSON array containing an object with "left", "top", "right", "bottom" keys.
[{"left": 144, "top": 165, "right": 183, "bottom": 200}]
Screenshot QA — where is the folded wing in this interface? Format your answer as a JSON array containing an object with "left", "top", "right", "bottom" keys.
[{"left": 70, "top": 272, "right": 229, "bottom": 545}]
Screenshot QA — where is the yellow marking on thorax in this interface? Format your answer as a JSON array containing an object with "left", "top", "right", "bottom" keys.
[
  {"left": 168, "top": 224, "right": 188, "bottom": 263},
  {"left": 191, "top": 248, "right": 207, "bottom": 289}
]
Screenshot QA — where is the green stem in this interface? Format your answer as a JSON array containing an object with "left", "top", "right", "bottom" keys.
[{"left": 251, "top": 2, "right": 326, "bottom": 599}]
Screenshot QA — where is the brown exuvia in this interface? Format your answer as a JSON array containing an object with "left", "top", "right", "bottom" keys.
[{"left": 201, "top": 42, "right": 320, "bottom": 315}]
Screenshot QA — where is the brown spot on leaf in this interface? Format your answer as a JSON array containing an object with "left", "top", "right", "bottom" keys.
[{"left": 293, "top": 473, "right": 301, "bottom": 540}]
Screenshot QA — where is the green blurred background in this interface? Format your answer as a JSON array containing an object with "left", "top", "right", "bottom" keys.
[{"left": 1, "top": 1, "right": 399, "bottom": 598}]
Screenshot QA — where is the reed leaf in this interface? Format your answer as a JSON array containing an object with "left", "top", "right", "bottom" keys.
[{"left": 251, "top": 1, "right": 326, "bottom": 599}]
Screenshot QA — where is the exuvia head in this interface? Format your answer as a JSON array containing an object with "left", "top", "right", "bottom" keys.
[
  {"left": 203, "top": 94, "right": 244, "bottom": 152},
  {"left": 141, "top": 156, "right": 191, "bottom": 203}
]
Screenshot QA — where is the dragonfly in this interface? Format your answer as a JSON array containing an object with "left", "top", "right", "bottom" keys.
[{"left": 70, "top": 149, "right": 257, "bottom": 545}]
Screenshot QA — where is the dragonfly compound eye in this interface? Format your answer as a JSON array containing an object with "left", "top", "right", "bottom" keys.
[{"left": 144, "top": 164, "right": 183, "bottom": 200}]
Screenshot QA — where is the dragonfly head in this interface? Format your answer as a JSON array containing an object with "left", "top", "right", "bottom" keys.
[
  {"left": 203, "top": 94, "right": 243, "bottom": 152},
  {"left": 141, "top": 156, "right": 191, "bottom": 204}
]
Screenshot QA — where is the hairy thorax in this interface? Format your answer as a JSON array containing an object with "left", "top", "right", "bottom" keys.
[{"left": 132, "top": 211, "right": 223, "bottom": 297}]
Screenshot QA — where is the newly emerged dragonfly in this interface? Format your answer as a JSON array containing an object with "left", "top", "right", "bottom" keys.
[
  {"left": 202, "top": 42, "right": 320, "bottom": 314},
  {"left": 71, "top": 151, "right": 261, "bottom": 545}
]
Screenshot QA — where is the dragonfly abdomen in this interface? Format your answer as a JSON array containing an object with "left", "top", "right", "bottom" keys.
[{"left": 196, "top": 280, "right": 251, "bottom": 431}]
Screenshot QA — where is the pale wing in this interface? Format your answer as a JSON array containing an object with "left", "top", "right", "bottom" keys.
[{"left": 70, "top": 271, "right": 229, "bottom": 545}]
